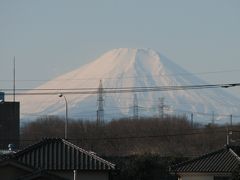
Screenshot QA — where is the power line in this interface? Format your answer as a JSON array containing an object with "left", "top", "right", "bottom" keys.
[
  {"left": 2, "top": 83, "right": 240, "bottom": 95},
  {"left": 5, "top": 128, "right": 229, "bottom": 143}
]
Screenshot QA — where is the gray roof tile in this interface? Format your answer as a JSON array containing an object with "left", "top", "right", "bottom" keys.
[
  {"left": 171, "top": 146, "right": 240, "bottom": 173},
  {"left": 12, "top": 138, "right": 115, "bottom": 171}
]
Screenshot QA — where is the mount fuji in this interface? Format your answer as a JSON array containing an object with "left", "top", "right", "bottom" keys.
[{"left": 18, "top": 48, "right": 240, "bottom": 124}]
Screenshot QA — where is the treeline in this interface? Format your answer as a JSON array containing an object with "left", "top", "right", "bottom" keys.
[
  {"left": 108, "top": 154, "right": 183, "bottom": 180},
  {"left": 20, "top": 115, "right": 240, "bottom": 156}
]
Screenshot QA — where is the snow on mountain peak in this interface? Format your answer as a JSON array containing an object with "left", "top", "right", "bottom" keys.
[{"left": 18, "top": 48, "right": 240, "bottom": 124}]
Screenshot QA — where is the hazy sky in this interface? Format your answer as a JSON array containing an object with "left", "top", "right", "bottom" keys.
[{"left": 1, "top": 0, "right": 240, "bottom": 96}]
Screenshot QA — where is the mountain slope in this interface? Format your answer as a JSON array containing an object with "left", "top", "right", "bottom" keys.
[{"left": 18, "top": 48, "right": 240, "bottom": 123}]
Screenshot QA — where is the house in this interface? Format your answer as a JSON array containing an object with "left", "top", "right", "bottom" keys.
[
  {"left": 170, "top": 145, "right": 240, "bottom": 180},
  {"left": 0, "top": 138, "right": 116, "bottom": 180}
]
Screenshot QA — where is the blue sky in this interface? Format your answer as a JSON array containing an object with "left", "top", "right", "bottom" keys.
[{"left": 1, "top": 0, "right": 240, "bottom": 96}]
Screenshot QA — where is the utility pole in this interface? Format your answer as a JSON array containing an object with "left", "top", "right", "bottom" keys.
[
  {"left": 97, "top": 80, "right": 104, "bottom": 126},
  {"left": 58, "top": 94, "right": 68, "bottom": 139},
  {"left": 13, "top": 56, "right": 15, "bottom": 102},
  {"left": 133, "top": 94, "right": 139, "bottom": 120},
  {"left": 230, "top": 114, "right": 233, "bottom": 127}
]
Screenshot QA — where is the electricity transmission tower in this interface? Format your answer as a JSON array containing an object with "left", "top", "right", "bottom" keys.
[
  {"left": 97, "top": 80, "right": 104, "bottom": 125},
  {"left": 133, "top": 93, "right": 139, "bottom": 119},
  {"left": 158, "top": 97, "right": 168, "bottom": 119}
]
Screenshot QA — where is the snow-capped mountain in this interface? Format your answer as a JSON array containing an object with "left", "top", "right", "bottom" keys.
[{"left": 18, "top": 48, "right": 240, "bottom": 124}]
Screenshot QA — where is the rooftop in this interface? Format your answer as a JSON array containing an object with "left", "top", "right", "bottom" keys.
[
  {"left": 171, "top": 145, "right": 240, "bottom": 173},
  {"left": 0, "top": 138, "right": 115, "bottom": 171}
]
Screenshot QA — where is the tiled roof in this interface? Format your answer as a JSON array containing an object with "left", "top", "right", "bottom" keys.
[
  {"left": 10, "top": 138, "right": 115, "bottom": 171},
  {"left": 171, "top": 146, "right": 240, "bottom": 173}
]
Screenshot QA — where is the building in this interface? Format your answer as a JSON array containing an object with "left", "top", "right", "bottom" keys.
[
  {"left": 170, "top": 145, "right": 240, "bottom": 180},
  {"left": 0, "top": 97, "right": 20, "bottom": 149},
  {"left": 0, "top": 138, "right": 116, "bottom": 180}
]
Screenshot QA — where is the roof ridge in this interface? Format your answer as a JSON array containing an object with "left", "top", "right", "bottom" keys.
[
  {"left": 13, "top": 139, "right": 45, "bottom": 157},
  {"left": 171, "top": 146, "right": 240, "bottom": 173},
  {"left": 229, "top": 148, "right": 240, "bottom": 162},
  {"left": 61, "top": 139, "right": 115, "bottom": 168},
  {"left": 14, "top": 138, "right": 63, "bottom": 157}
]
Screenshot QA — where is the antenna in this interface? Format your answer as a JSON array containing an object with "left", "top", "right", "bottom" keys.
[
  {"left": 133, "top": 93, "right": 139, "bottom": 120},
  {"left": 97, "top": 80, "right": 104, "bottom": 125},
  {"left": 13, "top": 56, "right": 16, "bottom": 102}
]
